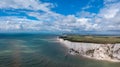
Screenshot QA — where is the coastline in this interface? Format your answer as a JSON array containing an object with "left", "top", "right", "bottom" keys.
[{"left": 57, "top": 37, "right": 120, "bottom": 62}]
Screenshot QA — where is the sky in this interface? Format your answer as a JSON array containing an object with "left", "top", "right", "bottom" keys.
[{"left": 0, "top": 0, "right": 120, "bottom": 34}]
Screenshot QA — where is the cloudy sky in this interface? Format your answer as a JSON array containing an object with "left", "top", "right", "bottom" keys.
[{"left": 0, "top": 0, "right": 120, "bottom": 34}]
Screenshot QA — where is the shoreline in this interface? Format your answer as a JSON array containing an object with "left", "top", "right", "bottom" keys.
[{"left": 57, "top": 37, "right": 120, "bottom": 62}]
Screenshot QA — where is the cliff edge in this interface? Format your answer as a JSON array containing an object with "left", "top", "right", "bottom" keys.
[{"left": 58, "top": 38, "right": 120, "bottom": 62}]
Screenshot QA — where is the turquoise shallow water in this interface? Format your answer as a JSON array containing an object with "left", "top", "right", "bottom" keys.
[{"left": 0, "top": 34, "right": 120, "bottom": 67}]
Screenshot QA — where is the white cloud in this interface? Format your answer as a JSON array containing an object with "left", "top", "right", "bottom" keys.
[
  {"left": 104, "top": 0, "right": 119, "bottom": 4},
  {"left": 0, "top": 0, "right": 120, "bottom": 33},
  {"left": 76, "top": 11, "right": 96, "bottom": 18},
  {"left": 74, "top": 0, "right": 120, "bottom": 32},
  {"left": 0, "top": 0, "right": 53, "bottom": 12},
  {"left": 0, "top": 17, "right": 43, "bottom": 31},
  {"left": 93, "top": 1, "right": 120, "bottom": 31},
  {"left": 99, "top": 8, "right": 119, "bottom": 19}
]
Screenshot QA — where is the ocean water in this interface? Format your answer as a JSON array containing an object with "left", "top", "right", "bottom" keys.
[{"left": 0, "top": 33, "right": 120, "bottom": 67}]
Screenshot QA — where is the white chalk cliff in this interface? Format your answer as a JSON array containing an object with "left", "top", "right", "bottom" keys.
[{"left": 58, "top": 38, "right": 120, "bottom": 62}]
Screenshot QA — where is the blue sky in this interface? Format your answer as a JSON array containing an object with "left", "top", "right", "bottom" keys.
[
  {"left": 0, "top": 0, "right": 120, "bottom": 34},
  {"left": 41, "top": 0, "right": 104, "bottom": 15}
]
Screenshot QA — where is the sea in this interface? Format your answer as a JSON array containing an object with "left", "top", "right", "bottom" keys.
[{"left": 0, "top": 33, "right": 119, "bottom": 67}]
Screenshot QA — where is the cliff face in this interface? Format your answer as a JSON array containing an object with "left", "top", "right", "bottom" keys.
[{"left": 58, "top": 38, "right": 120, "bottom": 62}]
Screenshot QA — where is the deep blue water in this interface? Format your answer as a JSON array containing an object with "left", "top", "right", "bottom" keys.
[{"left": 0, "top": 33, "right": 120, "bottom": 67}]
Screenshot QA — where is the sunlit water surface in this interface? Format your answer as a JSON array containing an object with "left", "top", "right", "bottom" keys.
[{"left": 0, "top": 34, "right": 120, "bottom": 67}]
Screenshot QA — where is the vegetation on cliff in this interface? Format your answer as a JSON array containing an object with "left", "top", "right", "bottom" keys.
[{"left": 59, "top": 35, "right": 120, "bottom": 44}]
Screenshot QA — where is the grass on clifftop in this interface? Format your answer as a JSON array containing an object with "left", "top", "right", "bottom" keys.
[{"left": 59, "top": 35, "right": 120, "bottom": 44}]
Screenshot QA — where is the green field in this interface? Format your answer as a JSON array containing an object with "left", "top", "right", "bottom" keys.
[{"left": 59, "top": 35, "right": 120, "bottom": 44}]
